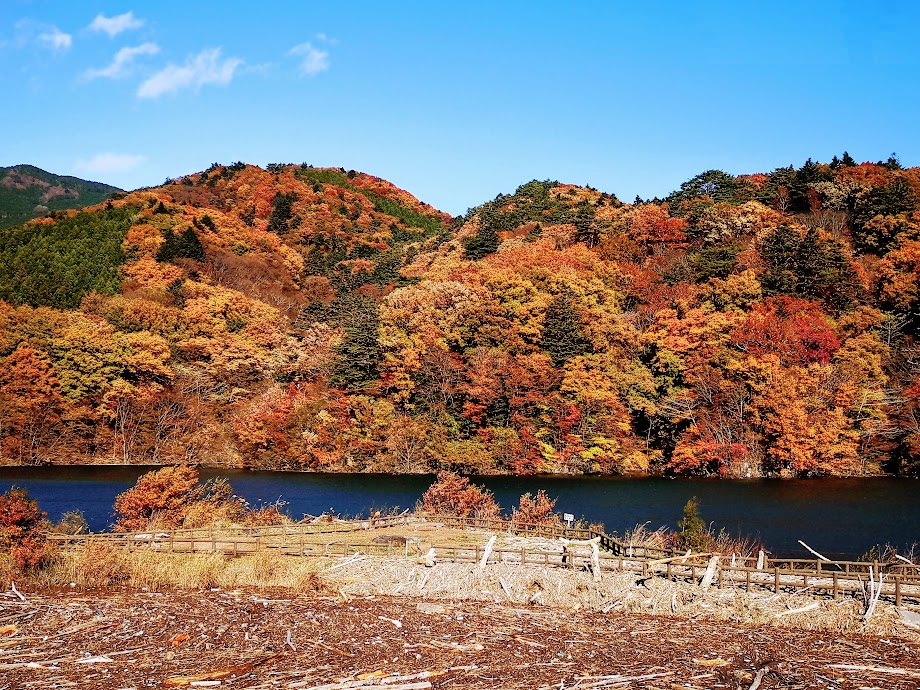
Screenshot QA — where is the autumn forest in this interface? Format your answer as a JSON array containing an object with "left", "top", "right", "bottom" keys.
[{"left": 2, "top": 155, "right": 920, "bottom": 478}]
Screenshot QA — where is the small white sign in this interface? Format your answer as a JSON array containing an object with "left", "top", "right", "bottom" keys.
[{"left": 563, "top": 513, "right": 574, "bottom": 524}]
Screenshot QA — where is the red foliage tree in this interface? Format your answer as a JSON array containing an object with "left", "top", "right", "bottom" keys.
[
  {"left": 730, "top": 296, "right": 841, "bottom": 366},
  {"left": 0, "top": 487, "right": 48, "bottom": 570},
  {"left": 511, "top": 489, "right": 561, "bottom": 529},
  {"left": 421, "top": 471, "right": 501, "bottom": 521},
  {"left": 113, "top": 465, "right": 202, "bottom": 531}
]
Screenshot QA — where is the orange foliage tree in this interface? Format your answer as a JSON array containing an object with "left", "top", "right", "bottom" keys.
[
  {"left": 113, "top": 465, "right": 245, "bottom": 531},
  {"left": 421, "top": 471, "right": 501, "bottom": 520},
  {"left": 0, "top": 487, "right": 48, "bottom": 570},
  {"left": 511, "top": 489, "right": 561, "bottom": 528}
]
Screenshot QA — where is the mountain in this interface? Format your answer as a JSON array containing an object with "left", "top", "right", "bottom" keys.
[
  {"left": 0, "top": 164, "right": 122, "bottom": 229},
  {"left": 1, "top": 157, "right": 920, "bottom": 479}
]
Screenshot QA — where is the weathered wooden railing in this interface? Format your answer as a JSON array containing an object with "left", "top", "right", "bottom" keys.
[{"left": 45, "top": 513, "right": 920, "bottom": 605}]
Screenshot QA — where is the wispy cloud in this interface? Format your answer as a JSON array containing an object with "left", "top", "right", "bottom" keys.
[
  {"left": 13, "top": 19, "right": 72, "bottom": 52},
  {"left": 38, "top": 26, "right": 72, "bottom": 52},
  {"left": 88, "top": 12, "right": 144, "bottom": 37},
  {"left": 289, "top": 40, "right": 330, "bottom": 76},
  {"left": 75, "top": 153, "right": 145, "bottom": 175},
  {"left": 137, "top": 48, "right": 242, "bottom": 98},
  {"left": 85, "top": 43, "right": 159, "bottom": 79}
]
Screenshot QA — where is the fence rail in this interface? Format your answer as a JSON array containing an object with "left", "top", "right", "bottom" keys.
[{"left": 45, "top": 513, "right": 920, "bottom": 606}]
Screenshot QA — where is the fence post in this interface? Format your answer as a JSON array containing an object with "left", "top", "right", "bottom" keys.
[
  {"left": 746, "top": 568, "right": 751, "bottom": 592},
  {"left": 521, "top": 546, "right": 526, "bottom": 565},
  {"left": 832, "top": 571, "right": 839, "bottom": 600},
  {"left": 774, "top": 567, "right": 780, "bottom": 594},
  {"left": 895, "top": 575, "right": 902, "bottom": 607}
]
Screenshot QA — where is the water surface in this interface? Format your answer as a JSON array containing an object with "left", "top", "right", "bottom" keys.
[{"left": 1, "top": 466, "right": 916, "bottom": 558}]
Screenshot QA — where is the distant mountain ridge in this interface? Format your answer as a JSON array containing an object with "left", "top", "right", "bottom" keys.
[{"left": 0, "top": 164, "right": 122, "bottom": 229}]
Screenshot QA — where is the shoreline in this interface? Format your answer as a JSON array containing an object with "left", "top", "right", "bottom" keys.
[{"left": 0, "top": 461, "right": 912, "bottom": 481}]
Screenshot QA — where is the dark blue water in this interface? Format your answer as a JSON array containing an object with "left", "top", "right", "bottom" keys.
[{"left": 1, "top": 466, "right": 917, "bottom": 558}]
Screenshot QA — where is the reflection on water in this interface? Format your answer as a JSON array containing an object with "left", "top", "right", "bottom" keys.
[{"left": 0, "top": 465, "right": 916, "bottom": 558}]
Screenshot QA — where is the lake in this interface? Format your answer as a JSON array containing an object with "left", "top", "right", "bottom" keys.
[{"left": 1, "top": 466, "right": 916, "bottom": 558}]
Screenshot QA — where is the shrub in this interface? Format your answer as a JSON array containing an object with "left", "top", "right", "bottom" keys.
[
  {"left": 677, "top": 496, "right": 709, "bottom": 552},
  {"left": 511, "top": 490, "right": 561, "bottom": 529},
  {"left": 113, "top": 467, "right": 246, "bottom": 532},
  {"left": 421, "top": 471, "right": 501, "bottom": 521},
  {"left": 56, "top": 510, "right": 89, "bottom": 535},
  {"left": 114, "top": 466, "right": 200, "bottom": 531},
  {"left": 0, "top": 487, "right": 48, "bottom": 570}
]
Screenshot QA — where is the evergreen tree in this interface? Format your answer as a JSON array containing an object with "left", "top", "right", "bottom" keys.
[
  {"left": 760, "top": 225, "right": 857, "bottom": 311},
  {"left": 462, "top": 223, "right": 499, "bottom": 260},
  {"left": 540, "top": 292, "right": 592, "bottom": 367},
  {"left": 760, "top": 225, "right": 801, "bottom": 295},
  {"left": 689, "top": 245, "right": 739, "bottom": 282},
  {"left": 176, "top": 228, "right": 205, "bottom": 261},
  {"left": 677, "top": 497, "right": 709, "bottom": 551},
  {"left": 267, "top": 192, "right": 299, "bottom": 234},
  {"left": 841, "top": 151, "right": 857, "bottom": 167},
  {"left": 331, "top": 296, "right": 381, "bottom": 390},
  {"left": 157, "top": 228, "right": 205, "bottom": 262},
  {"left": 851, "top": 177, "right": 918, "bottom": 250}
]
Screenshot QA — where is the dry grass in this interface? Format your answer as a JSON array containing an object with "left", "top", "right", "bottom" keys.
[
  {"left": 33, "top": 542, "right": 328, "bottom": 593},
  {"left": 619, "top": 522, "right": 763, "bottom": 559},
  {"left": 331, "top": 558, "right": 917, "bottom": 640}
]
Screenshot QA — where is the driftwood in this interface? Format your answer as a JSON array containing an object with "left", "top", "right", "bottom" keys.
[
  {"left": 798, "top": 540, "right": 842, "bottom": 570},
  {"left": 773, "top": 602, "right": 820, "bottom": 617},
  {"left": 864, "top": 566, "right": 884, "bottom": 622},
  {"left": 560, "top": 537, "right": 601, "bottom": 582},
  {"left": 479, "top": 535, "right": 496, "bottom": 569},
  {"left": 164, "top": 653, "right": 283, "bottom": 686},
  {"left": 699, "top": 555, "right": 721, "bottom": 590},
  {"left": 646, "top": 552, "right": 715, "bottom": 568}
]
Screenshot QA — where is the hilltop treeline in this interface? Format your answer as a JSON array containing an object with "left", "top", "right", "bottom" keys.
[{"left": 1, "top": 156, "right": 919, "bottom": 478}]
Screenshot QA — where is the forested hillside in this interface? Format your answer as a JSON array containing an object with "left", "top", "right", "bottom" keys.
[
  {"left": 2, "top": 156, "right": 919, "bottom": 478},
  {"left": 0, "top": 165, "right": 122, "bottom": 229}
]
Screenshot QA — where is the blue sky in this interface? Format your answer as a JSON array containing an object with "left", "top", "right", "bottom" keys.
[{"left": 2, "top": 1, "right": 919, "bottom": 215}]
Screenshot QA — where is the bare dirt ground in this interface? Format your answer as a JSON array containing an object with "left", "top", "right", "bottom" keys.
[{"left": 2, "top": 584, "right": 920, "bottom": 690}]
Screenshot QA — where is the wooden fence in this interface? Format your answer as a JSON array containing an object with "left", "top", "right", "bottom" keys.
[{"left": 45, "top": 513, "right": 920, "bottom": 606}]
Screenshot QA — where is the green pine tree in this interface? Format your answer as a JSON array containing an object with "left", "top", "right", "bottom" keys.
[
  {"left": 462, "top": 223, "right": 499, "bottom": 260},
  {"left": 540, "top": 292, "right": 592, "bottom": 367},
  {"left": 331, "top": 296, "right": 381, "bottom": 390},
  {"left": 678, "top": 496, "right": 709, "bottom": 552}
]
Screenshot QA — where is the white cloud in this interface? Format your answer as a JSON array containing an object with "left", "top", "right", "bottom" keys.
[
  {"left": 88, "top": 12, "right": 144, "bottom": 37},
  {"left": 289, "top": 42, "right": 329, "bottom": 76},
  {"left": 137, "top": 48, "right": 242, "bottom": 98},
  {"left": 75, "top": 153, "right": 145, "bottom": 175},
  {"left": 85, "top": 43, "right": 159, "bottom": 79},
  {"left": 38, "top": 26, "right": 72, "bottom": 51}
]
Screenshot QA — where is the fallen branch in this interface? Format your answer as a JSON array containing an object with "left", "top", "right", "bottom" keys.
[
  {"left": 479, "top": 535, "right": 496, "bottom": 569},
  {"left": 326, "top": 554, "right": 366, "bottom": 572},
  {"left": 8, "top": 582, "right": 26, "bottom": 602},
  {"left": 748, "top": 667, "right": 767, "bottom": 690},
  {"left": 829, "top": 664, "right": 920, "bottom": 679},
  {"left": 797, "top": 541, "right": 841, "bottom": 570},
  {"left": 774, "top": 602, "right": 820, "bottom": 618},
  {"left": 164, "top": 653, "right": 283, "bottom": 686}
]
